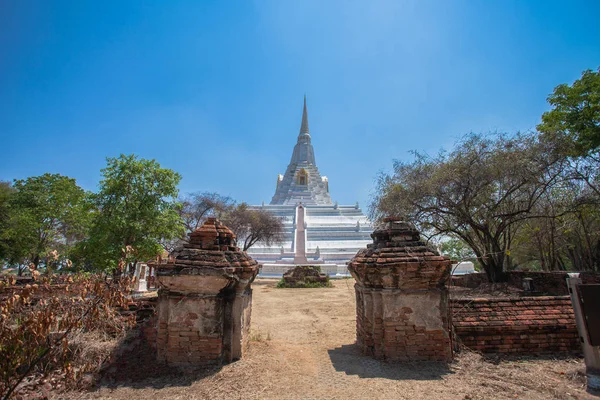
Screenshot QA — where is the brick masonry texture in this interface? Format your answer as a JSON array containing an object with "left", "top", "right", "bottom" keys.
[
  {"left": 348, "top": 218, "right": 453, "bottom": 361},
  {"left": 282, "top": 265, "right": 329, "bottom": 287},
  {"left": 452, "top": 271, "right": 600, "bottom": 295},
  {"left": 154, "top": 218, "right": 260, "bottom": 366},
  {"left": 451, "top": 296, "right": 580, "bottom": 354}
]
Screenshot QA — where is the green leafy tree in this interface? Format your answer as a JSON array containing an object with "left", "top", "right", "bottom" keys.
[
  {"left": 0, "top": 181, "right": 16, "bottom": 265},
  {"left": 538, "top": 68, "right": 600, "bottom": 155},
  {"left": 3, "top": 174, "right": 90, "bottom": 273},
  {"left": 84, "top": 154, "right": 183, "bottom": 273}
]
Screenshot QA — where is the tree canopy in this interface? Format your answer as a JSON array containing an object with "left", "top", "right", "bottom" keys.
[
  {"left": 372, "top": 67, "right": 600, "bottom": 280},
  {"left": 82, "top": 154, "right": 183, "bottom": 272},
  {"left": 2, "top": 174, "right": 90, "bottom": 272},
  {"left": 372, "top": 132, "right": 566, "bottom": 281},
  {"left": 179, "top": 192, "right": 235, "bottom": 233},
  {"left": 538, "top": 68, "right": 600, "bottom": 155},
  {"left": 0, "top": 182, "right": 16, "bottom": 263},
  {"left": 223, "top": 203, "right": 284, "bottom": 251}
]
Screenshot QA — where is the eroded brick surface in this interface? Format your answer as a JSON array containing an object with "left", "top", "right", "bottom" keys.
[
  {"left": 282, "top": 265, "right": 329, "bottom": 287},
  {"left": 348, "top": 218, "right": 453, "bottom": 361},
  {"left": 155, "top": 218, "right": 260, "bottom": 366}
]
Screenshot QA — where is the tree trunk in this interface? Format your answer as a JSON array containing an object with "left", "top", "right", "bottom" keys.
[{"left": 483, "top": 261, "right": 508, "bottom": 283}]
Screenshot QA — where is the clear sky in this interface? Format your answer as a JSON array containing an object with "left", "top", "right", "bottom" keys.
[{"left": 1, "top": 1, "right": 599, "bottom": 208}]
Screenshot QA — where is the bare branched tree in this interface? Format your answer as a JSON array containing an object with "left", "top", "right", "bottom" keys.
[
  {"left": 159, "top": 192, "right": 235, "bottom": 252},
  {"left": 179, "top": 192, "right": 235, "bottom": 233},
  {"left": 372, "top": 132, "right": 567, "bottom": 282},
  {"left": 223, "top": 203, "right": 284, "bottom": 251}
]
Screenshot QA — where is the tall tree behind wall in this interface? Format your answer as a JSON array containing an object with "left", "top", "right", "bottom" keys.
[
  {"left": 223, "top": 203, "right": 284, "bottom": 251},
  {"left": 371, "top": 132, "right": 565, "bottom": 282},
  {"left": 531, "top": 67, "right": 600, "bottom": 271},
  {"left": 82, "top": 154, "right": 183, "bottom": 273},
  {"left": 538, "top": 68, "right": 600, "bottom": 157},
  {"left": 158, "top": 192, "right": 235, "bottom": 253}
]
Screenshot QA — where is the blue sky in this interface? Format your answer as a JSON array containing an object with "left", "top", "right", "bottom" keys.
[{"left": 1, "top": 1, "right": 599, "bottom": 208}]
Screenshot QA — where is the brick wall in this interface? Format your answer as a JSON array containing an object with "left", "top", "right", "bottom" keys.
[
  {"left": 451, "top": 273, "right": 489, "bottom": 288},
  {"left": 452, "top": 296, "right": 580, "bottom": 354},
  {"left": 506, "top": 272, "right": 570, "bottom": 295},
  {"left": 581, "top": 272, "right": 600, "bottom": 284},
  {"left": 452, "top": 271, "right": 600, "bottom": 295}
]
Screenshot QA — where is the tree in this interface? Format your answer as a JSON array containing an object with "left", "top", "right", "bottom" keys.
[
  {"left": 157, "top": 191, "right": 236, "bottom": 253},
  {"left": 538, "top": 68, "right": 600, "bottom": 156},
  {"left": 560, "top": 203, "right": 600, "bottom": 271},
  {"left": 179, "top": 192, "right": 235, "bottom": 233},
  {"left": 2, "top": 174, "right": 90, "bottom": 273},
  {"left": 223, "top": 203, "right": 284, "bottom": 251},
  {"left": 84, "top": 154, "right": 183, "bottom": 273},
  {"left": 537, "top": 68, "right": 600, "bottom": 200},
  {"left": 518, "top": 67, "right": 600, "bottom": 272},
  {"left": 0, "top": 181, "right": 16, "bottom": 264},
  {"left": 372, "top": 132, "right": 565, "bottom": 282},
  {"left": 439, "top": 238, "right": 479, "bottom": 266},
  {"left": 508, "top": 185, "right": 573, "bottom": 271}
]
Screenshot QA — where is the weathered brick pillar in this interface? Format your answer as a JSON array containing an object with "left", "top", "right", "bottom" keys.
[
  {"left": 156, "top": 218, "right": 260, "bottom": 366},
  {"left": 348, "top": 218, "right": 452, "bottom": 361}
]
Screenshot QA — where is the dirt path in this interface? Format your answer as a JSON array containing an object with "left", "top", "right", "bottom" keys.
[{"left": 67, "top": 278, "right": 594, "bottom": 400}]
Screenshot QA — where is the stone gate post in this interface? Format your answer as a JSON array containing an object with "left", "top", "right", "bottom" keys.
[
  {"left": 348, "top": 218, "right": 453, "bottom": 361},
  {"left": 156, "top": 218, "right": 260, "bottom": 366}
]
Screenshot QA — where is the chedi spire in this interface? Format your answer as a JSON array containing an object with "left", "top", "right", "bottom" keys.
[
  {"left": 269, "top": 96, "right": 332, "bottom": 205},
  {"left": 299, "top": 95, "right": 310, "bottom": 136}
]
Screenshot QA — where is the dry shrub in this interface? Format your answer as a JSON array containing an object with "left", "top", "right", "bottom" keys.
[{"left": 0, "top": 274, "right": 135, "bottom": 399}]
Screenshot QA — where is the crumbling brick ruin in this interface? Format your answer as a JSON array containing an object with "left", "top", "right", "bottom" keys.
[
  {"left": 281, "top": 265, "right": 329, "bottom": 287},
  {"left": 156, "top": 218, "right": 260, "bottom": 366},
  {"left": 348, "top": 218, "right": 453, "bottom": 361}
]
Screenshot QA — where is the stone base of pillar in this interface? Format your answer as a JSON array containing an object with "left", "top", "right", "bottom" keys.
[
  {"left": 156, "top": 288, "right": 254, "bottom": 365},
  {"left": 355, "top": 285, "right": 451, "bottom": 361},
  {"left": 156, "top": 218, "right": 260, "bottom": 366},
  {"left": 349, "top": 218, "right": 453, "bottom": 362}
]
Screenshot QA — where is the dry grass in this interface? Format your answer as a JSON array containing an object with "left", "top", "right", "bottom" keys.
[
  {"left": 59, "top": 278, "right": 596, "bottom": 400},
  {"left": 12, "top": 330, "right": 125, "bottom": 398}
]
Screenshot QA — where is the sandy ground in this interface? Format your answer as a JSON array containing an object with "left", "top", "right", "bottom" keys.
[{"left": 61, "top": 278, "right": 596, "bottom": 400}]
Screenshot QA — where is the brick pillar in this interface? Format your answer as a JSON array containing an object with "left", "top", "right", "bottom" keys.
[
  {"left": 156, "top": 218, "right": 260, "bottom": 366},
  {"left": 348, "top": 218, "right": 452, "bottom": 361}
]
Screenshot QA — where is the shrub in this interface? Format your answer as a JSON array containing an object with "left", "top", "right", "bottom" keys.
[{"left": 0, "top": 273, "right": 135, "bottom": 398}]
